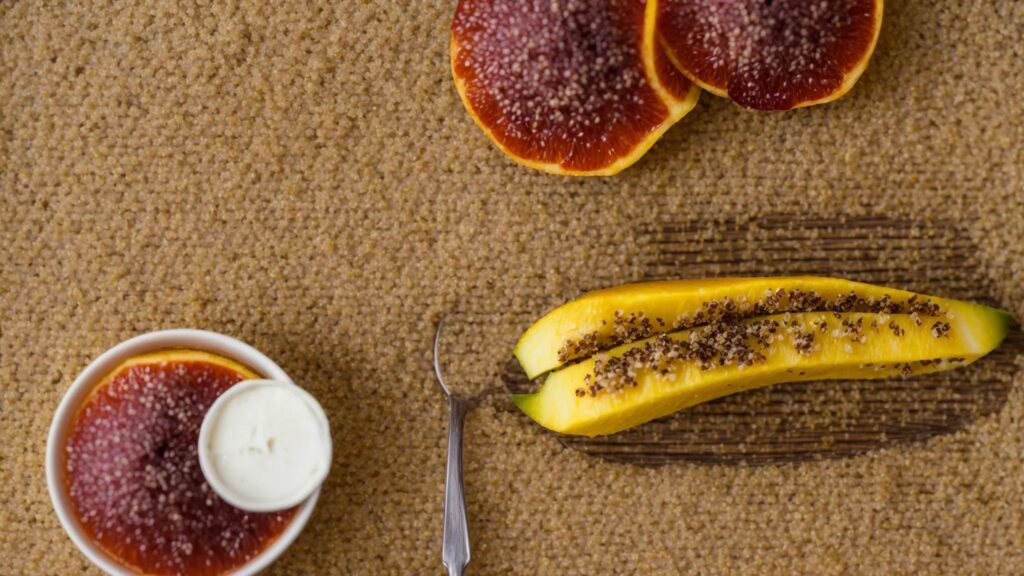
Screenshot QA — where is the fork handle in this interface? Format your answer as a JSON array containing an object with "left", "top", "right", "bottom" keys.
[{"left": 442, "top": 397, "right": 470, "bottom": 575}]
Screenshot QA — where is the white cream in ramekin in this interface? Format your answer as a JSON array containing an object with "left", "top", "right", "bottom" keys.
[{"left": 199, "top": 379, "right": 332, "bottom": 513}]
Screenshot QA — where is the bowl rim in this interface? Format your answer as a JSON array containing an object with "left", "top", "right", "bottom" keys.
[{"left": 45, "top": 329, "right": 320, "bottom": 576}]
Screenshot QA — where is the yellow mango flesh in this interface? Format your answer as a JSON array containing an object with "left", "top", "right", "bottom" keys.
[
  {"left": 514, "top": 309, "right": 1009, "bottom": 437},
  {"left": 515, "top": 276, "right": 980, "bottom": 379}
]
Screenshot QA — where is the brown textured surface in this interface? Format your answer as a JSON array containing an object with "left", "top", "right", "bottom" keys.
[{"left": 1, "top": 2, "right": 1023, "bottom": 575}]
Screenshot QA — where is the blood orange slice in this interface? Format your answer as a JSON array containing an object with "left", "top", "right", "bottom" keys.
[
  {"left": 654, "top": 0, "right": 883, "bottom": 111},
  {"left": 451, "top": 0, "right": 700, "bottom": 176}
]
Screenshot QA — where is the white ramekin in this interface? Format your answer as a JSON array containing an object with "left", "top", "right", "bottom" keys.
[{"left": 45, "top": 329, "right": 321, "bottom": 576}]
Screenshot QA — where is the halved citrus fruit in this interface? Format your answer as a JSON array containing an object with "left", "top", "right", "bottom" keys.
[
  {"left": 653, "top": 0, "right": 883, "bottom": 110},
  {"left": 451, "top": 0, "right": 700, "bottom": 176},
  {"left": 65, "top": 350, "right": 291, "bottom": 576}
]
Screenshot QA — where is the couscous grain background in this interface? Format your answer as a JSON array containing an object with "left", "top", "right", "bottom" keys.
[{"left": 1, "top": 1, "right": 1022, "bottom": 574}]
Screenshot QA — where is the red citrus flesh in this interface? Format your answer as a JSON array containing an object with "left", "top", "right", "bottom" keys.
[
  {"left": 65, "top": 351, "right": 295, "bottom": 576},
  {"left": 451, "top": 0, "right": 699, "bottom": 176},
  {"left": 655, "top": 0, "right": 882, "bottom": 110}
]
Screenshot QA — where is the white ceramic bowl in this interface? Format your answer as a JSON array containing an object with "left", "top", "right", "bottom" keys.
[{"left": 45, "top": 329, "right": 320, "bottom": 576}]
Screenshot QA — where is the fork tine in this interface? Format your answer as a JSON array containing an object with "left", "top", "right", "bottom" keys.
[{"left": 434, "top": 318, "right": 452, "bottom": 396}]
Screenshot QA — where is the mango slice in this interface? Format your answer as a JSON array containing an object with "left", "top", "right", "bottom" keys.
[
  {"left": 514, "top": 309, "right": 1010, "bottom": 437},
  {"left": 515, "top": 276, "right": 976, "bottom": 379}
]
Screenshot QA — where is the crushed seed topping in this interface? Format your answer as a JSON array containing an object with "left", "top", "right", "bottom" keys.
[
  {"left": 839, "top": 317, "right": 867, "bottom": 344},
  {"left": 557, "top": 289, "right": 946, "bottom": 365},
  {"left": 558, "top": 331, "right": 601, "bottom": 363},
  {"left": 578, "top": 319, "right": 782, "bottom": 397},
  {"left": 888, "top": 320, "right": 904, "bottom": 337},
  {"left": 793, "top": 330, "right": 815, "bottom": 355}
]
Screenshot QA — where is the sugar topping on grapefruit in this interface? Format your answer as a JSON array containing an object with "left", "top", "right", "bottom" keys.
[
  {"left": 451, "top": 0, "right": 700, "bottom": 175},
  {"left": 654, "top": 0, "right": 883, "bottom": 110}
]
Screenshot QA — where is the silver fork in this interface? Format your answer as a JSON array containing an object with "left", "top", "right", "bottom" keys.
[{"left": 433, "top": 319, "right": 471, "bottom": 576}]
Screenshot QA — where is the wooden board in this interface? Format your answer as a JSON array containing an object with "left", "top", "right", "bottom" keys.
[{"left": 494, "top": 215, "right": 1021, "bottom": 466}]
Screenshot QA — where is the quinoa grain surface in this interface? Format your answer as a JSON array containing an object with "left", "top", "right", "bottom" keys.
[{"left": 1, "top": 1, "right": 1022, "bottom": 574}]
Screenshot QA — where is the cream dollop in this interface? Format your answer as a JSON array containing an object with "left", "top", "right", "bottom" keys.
[{"left": 199, "top": 380, "right": 331, "bottom": 512}]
